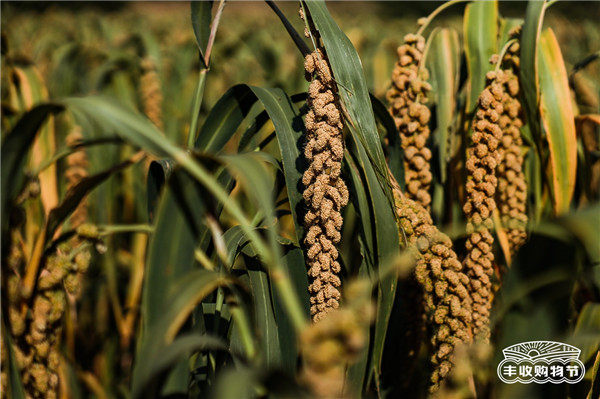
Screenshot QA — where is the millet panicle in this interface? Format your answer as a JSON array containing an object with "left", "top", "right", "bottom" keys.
[{"left": 386, "top": 33, "right": 433, "bottom": 211}]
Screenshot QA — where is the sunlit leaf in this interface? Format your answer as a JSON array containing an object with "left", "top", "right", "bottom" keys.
[
  {"left": 464, "top": 0, "right": 498, "bottom": 114},
  {"left": 427, "top": 27, "right": 460, "bottom": 184},
  {"left": 538, "top": 28, "right": 577, "bottom": 215},
  {"left": 191, "top": 0, "right": 213, "bottom": 64}
]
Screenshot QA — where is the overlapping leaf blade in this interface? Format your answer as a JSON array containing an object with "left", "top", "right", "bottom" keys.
[
  {"left": 1, "top": 104, "right": 64, "bottom": 240},
  {"left": 303, "top": 1, "right": 400, "bottom": 388},
  {"left": 191, "top": 0, "right": 213, "bottom": 61},
  {"left": 249, "top": 86, "right": 307, "bottom": 245},
  {"left": 538, "top": 28, "right": 577, "bottom": 215},
  {"left": 304, "top": 0, "right": 389, "bottom": 187},
  {"left": 427, "top": 27, "right": 460, "bottom": 184},
  {"left": 520, "top": 0, "right": 546, "bottom": 140},
  {"left": 133, "top": 269, "right": 236, "bottom": 398},
  {"left": 464, "top": 0, "right": 498, "bottom": 115}
]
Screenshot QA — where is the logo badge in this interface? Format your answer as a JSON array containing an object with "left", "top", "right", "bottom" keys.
[{"left": 497, "top": 341, "right": 585, "bottom": 384}]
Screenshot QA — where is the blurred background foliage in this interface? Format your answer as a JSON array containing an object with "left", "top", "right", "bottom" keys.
[
  {"left": 1, "top": 1, "right": 599, "bottom": 398},
  {"left": 2, "top": 1, "right": 598, "bottom": 128}
]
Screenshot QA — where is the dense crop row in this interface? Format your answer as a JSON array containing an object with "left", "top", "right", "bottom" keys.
[{"left": 1, "top": 1, "right": 599, "bottom": 398}]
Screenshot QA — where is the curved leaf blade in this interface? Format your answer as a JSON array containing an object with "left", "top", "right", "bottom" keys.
[
  {"left": 146, "top": 159, "right": 174, "bottom": 223},
  {"left": 273, "top": 245, "right": 310, "bottom": 374},
  {"left": 195, "top": 84, "right": 259, "bottom": 153},
  {"left": 520, "top": 0, "right": 546, "bottom": 140},
  {"left": 133, "top": 269, "right": 235, "bottom": 399},
  {"left": 133, "top": 333, "right": 227, "bottom": 399},
  {"left": 1, "top": 318, "right": 26, "bottom": 399},
  {"left": 304, "top": 0, "right": 389, "bottom": 186},
  {"left": 370, "top": 93, "right": 404, "bottom": 191},
  {"left": 249, "top": 86, "right": 307, "bottom": 245},
  {"left": 427, "top": 27, "right": 460, "bottom": 184},
  {"left": 1, "top": 104, "right": 64, "bottom": 238},
  {"left": 47, "top": 152, "right": 144, "bottom": 236},
  {"left": 573, "top": 302, "right": 600, "bottom": 364},
  {"left": 63, "top": 96, "right": 182, "bottom": 159},
  {"left": 463, "top": 0, "right": 498, "bottom": 114},
  {"left": 538, "top": 28, "right": 577, "bottom": 215},
  {"left": 191, "top": 0, "right": 213, "bottom": 61},
  {"left": 303, "top": 2, "right": 400, "bottom": 388},
  {"left": 245, "top": 256, "right": 282, "bottom": 368},
  {"left": 464, "top": 0, "right": 498, "bottom": 113},
  {"left": 142, "top": 167, "right": 209, "bottom": 333}
]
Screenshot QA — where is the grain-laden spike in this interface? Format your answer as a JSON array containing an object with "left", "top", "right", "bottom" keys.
[
  {"left": 496, "top": 40, "right": 528, "bottom": 257},
  {"left": 463, "top": 71, "right": 504, "bottom": 342},
  {"left": 139, "top": 56, "right": 164, "bottom": 130},
  {"left": 386, "top": 33, "right": 433, "bottom": 211},
  {"left": 393, "top": 186, "right": 472, "bottom": 393},
  {"left": 299, "top": 280, "right": 374, "bottom": 398},
  {"left": 301, "top": 23, "right": 348, "bottom": 321},
  {"left": 65, "top": 125, "right": 89, "bottom": 229},
  {"left": 1, "top": 224, "right": 94, "bottom": 398}
]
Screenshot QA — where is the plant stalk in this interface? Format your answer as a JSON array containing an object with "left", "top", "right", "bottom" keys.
[
  {"left": 416, "top": 0, "right": 471, "bottom": 37},
  {"left": 98, "top": 224, "right": 154, "bottom": 236},
  {"left": 174, "top": 152, "right": 307, "bottom": 331},
  {"left": 187, "top": 0, "right": 227, "bottom": 149}
]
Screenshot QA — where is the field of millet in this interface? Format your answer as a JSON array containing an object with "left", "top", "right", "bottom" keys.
[{"left": 1, "top": 1, "right": 599, "bottom": 398}]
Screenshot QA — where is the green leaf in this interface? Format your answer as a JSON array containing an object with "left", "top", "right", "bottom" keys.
[
  {"left": 195, "top": 84, "right": 259, "bottom": 153},
  {"left": 538, "top": 28, "right": 577, "bottom": 215},
  {"left": 1, "top": 104, "right": 63, "bottom": 240},
  {"left": 249, "top": 86, "right": 307, "bottom": 245},
  {"left": 133, "top": 269, "right": 235, "bottom": 399},
  {"left": 587, "top": 351, "right": 600, "bottom": 399},
  {"left": 220, "top": 152, "right": 277, "bottom": 227},
  {"left": 494, "top": 233, "right": 582, "bottom": 346},
  {"left": 272, "top": 245, "right": 311, "bottom": 374},
  {"left": 304, "top": 0, "right": 389, "bottom": 188},
  {"left": 134, "top": 333, "right": 227, "bottom": 399},
  {"left": 555, "top": 203, "right": 600, "bottom": 264},
  {"left": 572, "top": 302, "right": 600, "bottom": 364},
  {"left": 63, "top": 96, "right": 183, "bottom": 159},
  {"left": 343, "top": 255, "right": 371, "bottom": 395},
  {"left": 344, "top": 153, "right": 375, "bottom": 270},
  {"left": 223, "top": 230, "right": 309, "bottom": 374},
  {"left": 369, "top": 93, "right": 404, "bottom": 191},
  {"left": 224, "top": 225, "right": 250, "bottom": 265},
  {"left": 519, "top": 0, "right": 546, "bottom": 223},
  {"left": 219, "top": 151, "right": 307, "bottom": 333},
  {"left": 463, "top": 0, "right": 498, "bottom": 114},
  {"left": 140, "top": 166, "right": 210, "bottom": 397},
  {"left": 146, "top": 159, "right": 174, "bottom": 223},
  {"left": 191, "top": 0, "right": 213, "bottom": 64},
  {"left": 520, "top": 0, "right": 546, "bottom": 142},
  {"left": 64, "top": 96, "right": 267, "bottom": 261},
  {"left": 1, "top": 318, "right": 26, "bottom": 399},
  {"left": 142, "top": 167, "right": 209, "bottom": 333},
  {"left": 245, "top": 256, "right": 282, "bottom": 368},
  {"left": 346, "top": 136, "right": 400, "bottom": 389},
  {"left": 427, "top": 27, "right": 460, "bottom": 184},
  {"left": 47, "top": 153, "right": 142, "bottom": 236},
  {"left": 210, "top": 367, "right": 256, "bottom": 399}
]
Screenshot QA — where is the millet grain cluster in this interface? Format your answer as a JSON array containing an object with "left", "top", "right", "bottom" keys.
[
  {"left": 139, "top": 57, "right": 163, "bottom": 131},
  {"left": 301, "top": 11, "right": 349, "bottom": 323},
  {"left": 495, "top": 41, "right": 528, "bottom": 256},
  {"left": 394, "top": 186, "right": 472, "bottom": 393},
  {"left": 299, "top": 281, "right": 373, "bottom": 398},
  {"left": 462, "top": 70, "right": 505, "bottom": 342},
  {"left": 2, "top": 221, "right": 94, "bottom": 399},
  {"left": 65, "top": 126, "right": 89, "bottom": 229},
  {"left": 386, "top": 34, "right": 433, "bottom": 211}
]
